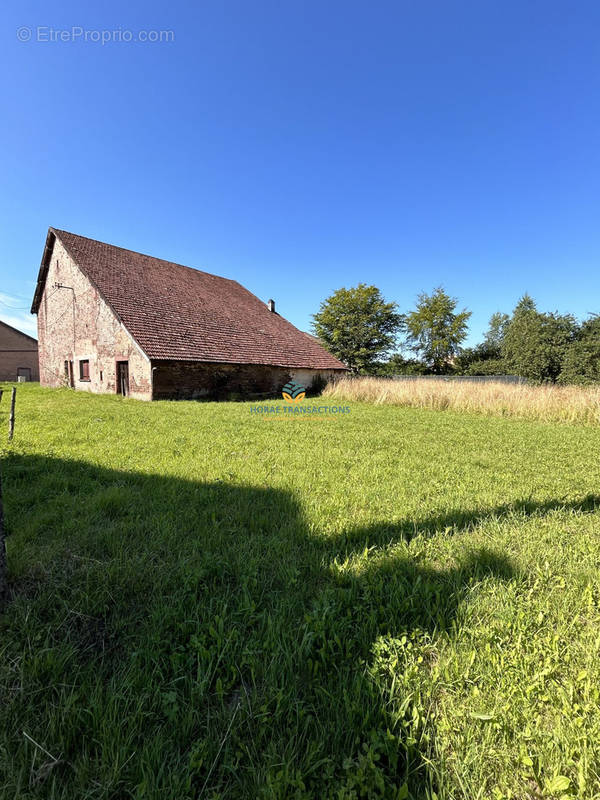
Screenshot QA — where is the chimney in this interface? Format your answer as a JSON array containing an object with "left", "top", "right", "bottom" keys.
[{"left": 267, "top": 299, "right": 275, "bottom": 313}]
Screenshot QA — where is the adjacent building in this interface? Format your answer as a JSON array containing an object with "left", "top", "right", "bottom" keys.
[
  {"left": 0, "top": 320, "right": 39, "bottom": 382},
  {"left": 31, "top": 228, "right": 346, "bottom": 400}
]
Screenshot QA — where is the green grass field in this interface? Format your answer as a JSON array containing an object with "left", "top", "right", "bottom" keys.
[{"left": 2, "top": 383, "right": 600, "bottom": 799}]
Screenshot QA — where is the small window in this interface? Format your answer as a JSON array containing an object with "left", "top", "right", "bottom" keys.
[
  {"left": 100, "top": 370, "right": 103, "bottom": 382},
  {"left": 79, "top": 360, "right": 90, "bottom": 381},
  {"left": 64, "top": 360, "right": 69, "bottom": 378}
]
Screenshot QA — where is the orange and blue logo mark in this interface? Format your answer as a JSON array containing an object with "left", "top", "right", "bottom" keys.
[{"left": 282, "top": 381, "right": 306, "bottom": 403}]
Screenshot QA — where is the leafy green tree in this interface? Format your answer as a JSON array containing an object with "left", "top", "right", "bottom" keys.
[
  {"left": 454, "top": 312, "right": 510, "bottom": 375},
  {"left": 483, "top": 312, "right": 510, "bottom": 355},
  {"left": 312, "top": 284, "right": 402, "bottom": 373},
  {"left": 376, "top": 353, "right": 428, "bottom": 376},
  {"left": 559, "top": 315, "right": 600, "bottom": 384},
  {"left": 502, "top": 295, "right": 577, "bottom": 382},
  {"left": 511, "top": 293, "right": 537, "bottom": 314},
  {"left": 453, "top": 347, "right": 479, "bottom": 374},
  {"left": 405, "top": 287, "right": 471, "bottom": 374},
  {"left": 464, "top": 358, "right": 506, "bottom": 376}
]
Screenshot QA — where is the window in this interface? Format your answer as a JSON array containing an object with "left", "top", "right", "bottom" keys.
[
  {"left": 100, "top": 370, "right": 103, "bottom": 382},
  {"left": 79, "top": 359, "right": 90, "bottom": 381},
  {"left": 64, "top": 360, "right": 69, "bottom": 378}
]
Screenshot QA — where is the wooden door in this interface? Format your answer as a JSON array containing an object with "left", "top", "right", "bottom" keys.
[{"left": 117, "top": 361, "right": 129, "bottom": 396}]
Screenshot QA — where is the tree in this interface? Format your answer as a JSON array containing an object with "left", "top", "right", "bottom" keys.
[
  {"left": 376, "top": 353, "right": 428, "bottom": 376},
  {"left": 404, "top": 287, "right": 471, "bottom": 374},
  {"left": 312, "top": 284, "right": 402, "bottom": 373},
  {"left": 483, "top": 312, "right": 510, "bottom": 355},
  {"left": 511, "top": 293, "right": 537, "bottom": 314},
  {"left": 463, "top": 358, "right": 506, "bottom": 376},
  {"left": 454, "top": 311, "right": 510, "bottom": 375},
  {"left": 501, "top": 295, "right": 577, "bottom": 382},
  {"left": 559, "top": 315, "right": 600, "bottom": 384}
]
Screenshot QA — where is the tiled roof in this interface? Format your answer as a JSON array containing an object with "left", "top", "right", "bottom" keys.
[
  {"left": 40, "top": 229, "right": 346, "bottom": 370},
  {"left": 0, "top": 319, "right": 38, "bottom": 346}
]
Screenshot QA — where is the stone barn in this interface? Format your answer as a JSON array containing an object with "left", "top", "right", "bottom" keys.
[
  {"left": 0, "top": 320, "right": 39, "bottom": 382},
  {"left": 31, "top": 228, "right": 346, "bottom": 400}
]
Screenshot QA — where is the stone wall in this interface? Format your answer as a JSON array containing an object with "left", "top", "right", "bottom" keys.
[
  {"left": 151, "top": 361, "right": 343, "bottom": 400},
  {"left": 151, "top": 361, "right": 291, "bottom": 400},
  {"left": 36, "top": 238, "right": 152, "bottom": 400}
]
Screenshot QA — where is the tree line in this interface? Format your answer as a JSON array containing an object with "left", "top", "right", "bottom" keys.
[{"left": 312, "top": 285, "right": 600, "bottom": 384}]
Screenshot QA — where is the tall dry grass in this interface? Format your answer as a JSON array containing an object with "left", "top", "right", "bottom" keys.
[{"left": 322, "top": 377, "right": 600, "bottom": 425}]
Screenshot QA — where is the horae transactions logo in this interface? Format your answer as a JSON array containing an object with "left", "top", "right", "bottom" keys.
[
  {"left": 249, "top": 379, "right": 350, "bottom": 416},
  {"left": 281, "top": 381, "right": 306, "bottom": 403}
]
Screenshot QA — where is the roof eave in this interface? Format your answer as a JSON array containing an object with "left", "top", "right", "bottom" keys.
[
  {"left": 0, "top": 318, "right": 38, "bottom": 344},
  {"left": 30, "top": 227, "right": 58, "bottom": 314},
  {"left": 31, "top": 228, "right": 150, "bottom": 364},
  {"left": 149, "top": 355, "right": 348, "bottom": 370}
]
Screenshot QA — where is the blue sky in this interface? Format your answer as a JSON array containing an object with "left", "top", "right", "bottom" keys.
[{"left": 2, "top": 1, "right": 599, "bottom": 345}]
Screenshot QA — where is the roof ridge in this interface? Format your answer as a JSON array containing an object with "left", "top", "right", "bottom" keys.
[
  {"left": 51, "top": 228, "right": 240, "bottom": 286},
  {"left": 0, "top": 318, "right": 38, "bottom": 343},
  {"left": 31, "top": 227, "right": 347, "bottom": 370}
]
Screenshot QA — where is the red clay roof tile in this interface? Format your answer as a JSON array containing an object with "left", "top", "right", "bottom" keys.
[{"left": 49, "top": 229, "right": 346, "bottom": 370}]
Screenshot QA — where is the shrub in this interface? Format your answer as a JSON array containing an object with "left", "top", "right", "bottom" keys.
[
  {"left": 559, "top": 316, "right": 600, "bottom": 385},
  {"left": 464, "top": 358, "right": 507, "bottom": 376}
]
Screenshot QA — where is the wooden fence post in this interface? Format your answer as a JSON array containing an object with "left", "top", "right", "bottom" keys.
[
  {"left": 8, "top": 387, "right": 16, "bottom": 441},
  {"left": 0, "top": 466, "right": 5, "bottom": 604}
]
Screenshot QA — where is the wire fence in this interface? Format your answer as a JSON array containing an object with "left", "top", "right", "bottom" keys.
[{"left": 388, "top": 374, "right": 527, "bottom": 385}]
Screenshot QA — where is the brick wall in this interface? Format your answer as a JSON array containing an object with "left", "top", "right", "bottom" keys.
[
  {"left": 0, "top": 323, "right": 39, "bottom": 381},
  {"left": 36, "top": 238, "right": 152, "bottom": 400}
]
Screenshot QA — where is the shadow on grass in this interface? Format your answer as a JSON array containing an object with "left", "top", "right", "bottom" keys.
[
  {"left": 339, "top": 493, "right": 600, "bottom": 549},
  {"left": 2, "top": 454, "right": 598, "bottom": 798}
]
